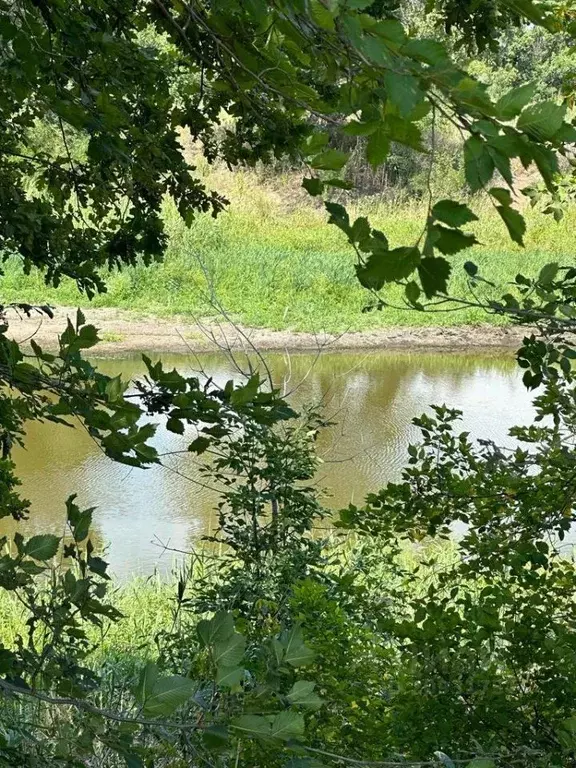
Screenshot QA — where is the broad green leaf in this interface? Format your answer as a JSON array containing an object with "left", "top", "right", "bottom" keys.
[
  {"left": 310, "top": 149, "right": 349, "bottom": 171},
  {"left": 197, "top": 611, "right": 235, "bottom": 647},
  {"left": 232, "top": 715, "right": 271, "bottom": 739},
  {"left": 134, "top": 662, "right": 159, "bottom": 705},
  {"left": 166, "top": 417, "right": 184, "bottom": 435},
  {"left": 309, "top": 0, "right": 336, "bottom": 30},
  {"left": 495, "top": 82, "right": 537, "bottom": 120},
  {"left": 464, "top": 136, "right": 494, "bottom": 191},
  {"left": 356, "top": 247, "right": 420, "bottom": 289},
  {"left": 373, "top": 19, "right": 406, "bottom": 46},
  {"left": 432, "top": 200, "right": 478, "bottom": 227},
  {"left": 360, "top": 34, "right": 392, "bottom": 66},
  {"left": 281, "top": 625, "right": 316, "bottom": 667},
  {"left": 517, "top": 101, "right": 566, "bottom": 141},
  {"left": 489, "top": 187, "right": 513, "bottom": 206},
  {"left": 302, "top": 177, "right": 324, "bottom": 196},
  {"left": 216, "top": 665, "right": 244, "bottom": 688},
  {"left": 538, "top": 262, "right": 559, "bottom": 285},
  {"left": 418, "top": 256, "right": 451, "bottom": 298},
  {"left": 496, "top": 205, "right": 526, "bottom": 246},
  {"left": 287, "top": 681, "right": 323, "bottom": 710},
  {"left": 142, "top": 675, "right": 196, "bottom": 718},
  {"left": 405, "top": 280, "right": 421, "bottom": 305},
  {"left": 342, "top": 120, "right": 379, "bottom": 136},
  {"left": 366, "top": 126, "right": 390, "bottom": 168},
  {"left": 188, "top": 436, "right": 210, "bottom": 454},
  {"left": 434, "top": 226, "right": 478, "bottom": 255},
  {"left": 384, "top": 72, "right": 422, "bottom": 117},
  {"left": 270, "top": 711, "right": 305, "bottom": 741},
  {"left": 213, "top": 632, "right": 246, "bottom": 667},
  {"left": 25, "top": 534, "right": 60, "bottom": 561},
  {"left": 467, "top": 760, "right": 496, "bottom": 768},
  {"left": 403, "top": 38, "right": 447, "bottom": 65}
]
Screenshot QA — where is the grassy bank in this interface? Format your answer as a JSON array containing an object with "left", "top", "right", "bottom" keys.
[{"left": 2, "top": 170, "right": 573, "bottom": 333}]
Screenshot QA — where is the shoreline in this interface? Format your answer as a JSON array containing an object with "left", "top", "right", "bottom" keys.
[{"left": 6, "top": 306, "right": 527, "bottom": 357}]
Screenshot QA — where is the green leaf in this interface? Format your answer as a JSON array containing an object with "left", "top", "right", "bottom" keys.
[
  {"left": 495, "top": 82, "right": 537, "bottom": 120},
  {"left": 489, "top": 187, "right": 513, "bottom": 206},
  {"left": 25, "top": 534, "right": 60, "bottom": 561},
  {"left": 403, "top": 38, "right": 448, "bottom": 65},
  {"left": 434, "top": 226, "right": 478, "bottom": 255},
  {"left": 310, "top": 149, "right": 348, "bottom": 171},
  {"left": 517, "top": 101, "right": 566, "bottom": 141},
  {"left": 232, "top": 715, "right": 271, "bottom": 739},
  {"left": 342, "top": 120, "right": 379, "bottom": 136},
  {"left": 418, "top": 256, "right": 451, "bottom": 298},
  {"left": 356, "top": 247, "right": 420, "bottom": 289},
  {"left": 166, "top": 417, "right": 184, "bottom": 435},
  {"left": 405, "top": 280, "right": 421, "bottom": 305},
  {"left": 496, "top": 206, "right": 526, "bottom": 246},
  {"left": 281, "top": 625, "right": 316, "bottom": 667},
  {"left": 142, "top": 675, "right": 196, "bottom": 717},
  {"left": 464, "top": 136, "right": 494, "bottom": 191},
  {"left": 188, "top": 436, "right": 211, "bottom": 454},
  {"left": 216, "top": 665, "right": 244, "bottom": 688},
  {"left": 432, "top": 200, "right": 478, "bottom": 227},
  {"left": 467, "top": 760, "right": 496, "bottom": 768},
  {"left": 135, "top": 662, "right": 159, "bottom": 705},
  {"left": 197, "top": 611, "right": 235, "bottom": 647},
  {"left": 287, "top": 681, "right": 323, "bottom": 710},
  {"left": 213, "top": 632, "right": 246, "bottom": 667},
  {"left": 302, "top": 177, "right": 324, "bottom": 196},
  {"left": 384, "top": 72, "right": 422, "bottom": 117},
  {"left": 538, "top": 262, "right": 559, "bottom": 285},
  {"left": 270, "top": 711, "right": 305, "bottom": 741},
  {"left": 360, "top": 34, "right": 392, "bottom": 66},
  {"left": 366, "top": 126, "right": 390, "bottom": 168},
  {"left": 309, "top": 0, "right": 336, "bottom": 30}
]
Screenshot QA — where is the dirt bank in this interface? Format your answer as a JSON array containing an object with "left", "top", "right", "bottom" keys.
[{"left": 6, "top": 306, "right": 527, "bottom": 356}]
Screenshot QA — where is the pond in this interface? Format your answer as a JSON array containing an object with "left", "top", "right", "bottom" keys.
[{"left": 9, "top": 350, "right": 534, "bottom": 578}]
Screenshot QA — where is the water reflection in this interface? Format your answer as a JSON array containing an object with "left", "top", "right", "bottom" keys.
[{"left": 9, "top": 350, "right": 534, "bottom": 578}]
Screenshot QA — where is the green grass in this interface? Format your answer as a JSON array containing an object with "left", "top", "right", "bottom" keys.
[{"left": 2, "top": 174, "right": 574, "bottom": 333}]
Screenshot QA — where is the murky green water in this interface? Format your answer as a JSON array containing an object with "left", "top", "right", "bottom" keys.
[{"left": 8, "top": 350, "right": 534, "bottom": 578}]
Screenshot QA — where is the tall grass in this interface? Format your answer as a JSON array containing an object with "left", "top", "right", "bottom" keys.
[{"left": 2, "top": 165, "right": 574, "bottom": 333}]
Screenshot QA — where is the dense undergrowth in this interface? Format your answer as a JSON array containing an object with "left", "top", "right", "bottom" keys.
[{"left": 3, "top": 169, "right": 574, "bottom": 333}]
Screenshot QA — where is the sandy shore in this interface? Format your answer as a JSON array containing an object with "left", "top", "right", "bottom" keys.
[{"left": 5, "top": 306, "right": 527, "bottom": 357}]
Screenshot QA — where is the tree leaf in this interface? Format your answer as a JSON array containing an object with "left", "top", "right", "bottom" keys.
[
  {"left": 384, "top": 72, "right": 422, "bottom": 117},
  {"left": 467, "top": 760, "right": 496, "bottom": 768},
  {"left": 434, "top": 226, "right": 478, "bottom": 255},
  {"left": 142, "top": 675, "right": 196, "bottom": 717},
  {"left": 216, "top": 665, "right": 244, "bottom": 688},
  {"left": 302, "top": 177, "right": 324, "bottom": 196},
  {"left": 270, "top": 711, "right": 305, "bottom": 741},
  {"left": 517, "top": 101, "right": 566, "bottom": 141},
  {"left": 310, "top": 149, "right": 348, "bottom": 171},
  {"left": 188, "top": 436, "right": 211, "bottom": 454},
  {"left": 489, "top": 187, "right": 513, "bottom": 206},
  {"left": 213, "top": 632, "right": 246, "bottom": 667},
  {"left": 232, "top": 715, "right": 271, "bottom": 739},
  {"left": 166, "top": 417, "right": 184, "bottom": 435},
  {"left": 495, "top": 82, "right": 537, "bottom": 120},
  {"left": 25, "top": 534, "right": 60, "bottom": 561},
  {"left": 403, "top": 38, "right": 448, "bottom": 65},
  {"left": 464, "top": 136, "right": 494, "bottom": 191},
  {"left": 432, "top": 200, "right": 478, "bottom": 227},
  {"left": 538, "top": 262, "right": 559, "bottom": 285},
  {"left": 496, "top": 205, "right": 526, "bottom": 246},
  {"left": 197, "top": 611, "right": 235, "bottom": 647},
  {"left": 356, "top": 247, "right": 420, "bottom": 289},
  {"left": 366, "top": 126, "right": 390, "bottom": 168},
  {"left": 134, "top": 662, "right": 159, "bottom": 705},
  {"left": 287, "top": 681, "right": 323, "bottom": 710},
  {"left": 418, "top": 256, "right": 451, "bottom": 298}
]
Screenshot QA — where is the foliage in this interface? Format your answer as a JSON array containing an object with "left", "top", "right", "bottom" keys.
[{"left": 3, "top": 0, "right": 576, "bottom": 766}]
